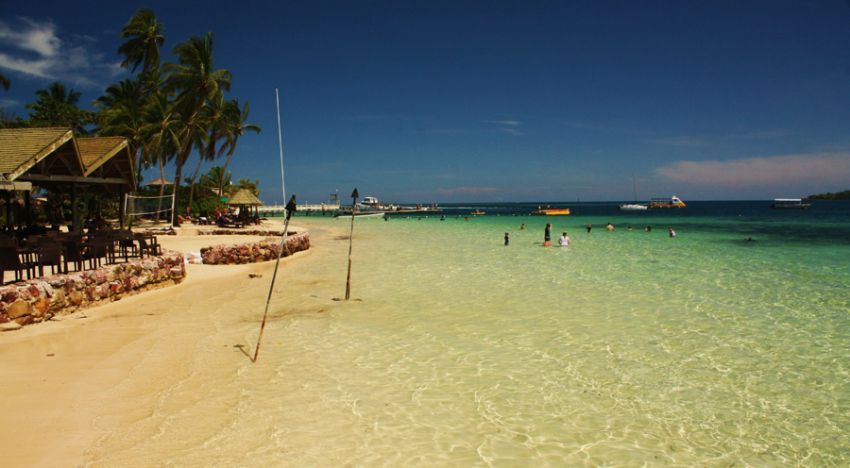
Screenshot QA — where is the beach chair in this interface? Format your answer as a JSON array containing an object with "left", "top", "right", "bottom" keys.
[
  {"left": 0, "top": 245, "right": 29, "bottom": 284},
  {"left": 138, "top": 236, "right": 161, "bottom": 257},
  {"left": 83, "top": 238, "right": 111, "bottom": 269},
  {"left": 36, "top": 244, "right": 65, "bottom": 276}
]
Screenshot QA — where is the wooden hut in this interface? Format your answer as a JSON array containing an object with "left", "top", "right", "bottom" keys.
[{"left": 0, "top": 128, "right": 136, "bottom": 229}]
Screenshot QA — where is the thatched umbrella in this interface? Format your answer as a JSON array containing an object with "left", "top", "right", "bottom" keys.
[
  {"left": 225, "top": 188, "right": 263, "bottom": 221},
  {"left": 145, "top": 177, "right": 172, "bottom": 187}
]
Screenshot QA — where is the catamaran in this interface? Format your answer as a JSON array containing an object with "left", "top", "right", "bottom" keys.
[
  {"left": 771, "top": 198, "right": 811, "bottom": 209},
  {"left": 619, "top": 174, "right": 648, "bottom": 211}
]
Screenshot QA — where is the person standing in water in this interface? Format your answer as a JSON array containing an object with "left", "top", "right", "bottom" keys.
[
  {"left": 544, "top": 223, "right": 552, "bottom": 246},
  {"left": 559, "top": 231, "right": 570, "bottom": 247},
  {"left": 668, "top": 227, "right": 677, "bottom": 237},
  {"left": 504, "top": 232, "right": 510, "bottom": 246},
  {"left": 586, "top": 224, "right": 592, "bottom": 233}
]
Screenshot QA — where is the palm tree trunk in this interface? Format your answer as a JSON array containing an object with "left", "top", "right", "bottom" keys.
[
  {"left": 134, "top": 145, "right": 145, "bottom": 189},
  {"left": 155, "top": 156, "right": 165, "bottom": 221},
  {"left": 186, "top": 156, "right": 205, "bottom": 219},
  {"left": 218, "top": 150, "right": 235, "bottom": 197},
  {"left": 172, "top": 162, "right": 184, "bottom": 226}
]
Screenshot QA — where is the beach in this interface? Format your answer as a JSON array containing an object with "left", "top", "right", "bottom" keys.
[{"left": 1, "top": 203, "right": 849, "bottom": 465}]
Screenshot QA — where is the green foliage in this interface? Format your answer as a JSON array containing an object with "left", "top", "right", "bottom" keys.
[
  {"left": 807, "top": 190, "right": 850, "bottom": 200},
  {"left": 118, "top": 8, "right": 165, "bottom": 81},
  {"left": 25, "top": 82, "right": 95, "bottom": 134},
  {"left": 236, "top": 178, "right": 260, "bottom": 197},
  {"left": 201, "top": 166, "right": 232, "bottom": 194}
]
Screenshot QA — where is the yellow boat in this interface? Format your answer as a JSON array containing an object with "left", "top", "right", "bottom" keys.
[
  {"left": 530, "top": 207, "right": 571, "bottom": 216},
  {"left": 648, "top": 196, "right": 686, "bottom": 209}
]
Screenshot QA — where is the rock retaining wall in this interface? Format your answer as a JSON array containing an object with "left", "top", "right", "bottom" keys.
[
  {"left": 197, "top": 229, "right": 294, "bottom": 236},
  {"left": 0, "top": 252, "right": 186, "bottom": 328},
  {"left": 200, "top": 232, "right": 310, "bottom": 265}
]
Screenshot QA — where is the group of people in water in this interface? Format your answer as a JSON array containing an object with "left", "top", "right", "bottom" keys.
[{"left": 504, "top": 221, "right": 678, "bottom": 247}]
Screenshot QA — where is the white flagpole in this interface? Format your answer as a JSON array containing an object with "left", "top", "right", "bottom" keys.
[{"left": 253, "top": 87, "right": 293, "bottom": 363}]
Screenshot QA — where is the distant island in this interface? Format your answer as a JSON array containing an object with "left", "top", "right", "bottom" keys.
[{"left": 807, "top": 189, "right": 850, "bottom": 200}]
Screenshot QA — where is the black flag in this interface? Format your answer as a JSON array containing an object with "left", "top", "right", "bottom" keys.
[{"left": 285, "top": 195, "right": 297, "bottom": 221}]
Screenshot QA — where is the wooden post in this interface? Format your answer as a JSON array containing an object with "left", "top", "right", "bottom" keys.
[
  {"left": 344, "top": 188, "right": 359, "bottom": 300},
  {"left": 71, "top": 184, "right": 79, "bottom": 232},
  {"left": 4, "top": 191, "right": 11, "bottom": 228},
  {"left": 253, "top": 195, "right": 297, "bottom": 363},
  {"left": 119, "top": 190, "right": 126, "bottom": 229},
  {"left": 24, "top": 190, "right": 32, "bottom": 227}
]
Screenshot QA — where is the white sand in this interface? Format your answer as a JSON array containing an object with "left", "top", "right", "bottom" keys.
[{"left": 0, "top": 219, "right": 337, "bottom": 466}]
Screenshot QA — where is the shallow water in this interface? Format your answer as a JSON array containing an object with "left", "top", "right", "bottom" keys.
[{"left": 92, "top": 201, "right": 850, "bottom": 466}]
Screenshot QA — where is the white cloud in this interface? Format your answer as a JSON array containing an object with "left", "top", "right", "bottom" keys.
[
  {"left": 0, "top": 18, "right": 60, "bottom": 57},
  {"left": 484, "top": 119, "right": 525, "bottom": 136},
  {"left": 656, "top": 152, "right": 850, "bottom": 187},
  {"left": 0, "top": 17, "right": 123, "bottom": 87},
  {"left": 499, "top": 127, "right": 525, "bottom": 136},
  {"left": 0, "top": 98, "right": 20, "bottom": 107},
  {"left": 484, "top": 119, "right": 521, "bottom": 126}
]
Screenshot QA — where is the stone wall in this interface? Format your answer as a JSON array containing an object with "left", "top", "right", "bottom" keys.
[
  {"left": 196, "top": 229, "right": 294, "bottom": 237},
  {"left": 200, "top": 232, "right": 310, "bottom": 265},
  {"left": 0, "top": 252, "right": 186, "bottom": 329}
]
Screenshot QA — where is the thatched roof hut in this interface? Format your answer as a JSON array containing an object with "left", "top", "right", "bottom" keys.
[
  {"left": 146, "top": 177, "right": 172, "bottom": 187},
  {"left": 226, "top": 188, "right": 263, "bottom": 206},
  {"left": 0, "top": 127, "right": 137, "bottom": 228},
  {"left": 0, "top": 127, "right": 136, "bottom": 190}
]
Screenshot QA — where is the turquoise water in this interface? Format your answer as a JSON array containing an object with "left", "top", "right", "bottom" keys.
[{"left": 273, "top": 202, "right": 850, "bottom": 465}]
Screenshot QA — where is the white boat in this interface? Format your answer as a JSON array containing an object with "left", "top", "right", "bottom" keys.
[
  {"left": 619, "top": 203, "right": 648, "bottom": 211},
  {"left": 619, "top": 174, "right": 649, "bottom": 211},
  {"left": 771, "top": 198, "right": 811, "bottom": 209},
  {"left": 336, "top": 195, "right": 387, "bottom": 217}
]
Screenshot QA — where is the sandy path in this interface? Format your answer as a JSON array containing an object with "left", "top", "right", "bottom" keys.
[{"left": 0, "top": 220, "right": 335, "bottom": 467}]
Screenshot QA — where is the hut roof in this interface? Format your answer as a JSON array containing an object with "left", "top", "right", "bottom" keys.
[
  {"left": 146, "top": 177, "right": 172, "bottom": 186},
  {"left": 0, "top": 127, "right": 82, "bottom": 180},
  {"left": 76, "top": 136, "right": 136, "bottom": 190},
  {"left": 226, "top": 188, "right": 263, "bottom": 205}
]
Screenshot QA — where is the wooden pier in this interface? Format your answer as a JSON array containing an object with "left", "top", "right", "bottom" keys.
[{"left": 258, "top": 203, "right": 340, "bottom": 216}]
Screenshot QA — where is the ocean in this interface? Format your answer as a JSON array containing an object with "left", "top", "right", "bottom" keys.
[
  {"left": 277, "top": 201, "right": 850, "bottom": 465},
  {"left": 90, "top": 201, "right": 850, "bottom": 465}
]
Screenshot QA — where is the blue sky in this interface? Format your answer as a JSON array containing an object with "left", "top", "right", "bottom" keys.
[{"left": 2, "top": 1, "right": 850, "bottom": 202}]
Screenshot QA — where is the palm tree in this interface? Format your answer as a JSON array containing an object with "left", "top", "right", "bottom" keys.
[
  {"left": 218, "top": 100, "right": 261, "bottom": 196},
  {"left": 0, "top": 73, "right": 9, "bottom": 91},
  {"left": 186, "top": 91, "right": 227, "bottom": 213},
  {"left": 141, "top": 92, "right": 181, "bottom": 220},
  {"left": 201, "top": 166, "right": 232, "bottom": 196},
  {"left": 164, "top": 32, "right": 231, "bottom": 225},
  {"left": 118, "top": 9, "right": 165, "bottom": 84},
  {"left": 95, "top": 79, "right": 147, "bottom": 178},
  {"left": 236, "top": 178, "right": 260, "bottom": 197},
  {"left": 26, "top": 82, "right": 94, "bottom": 133}
]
